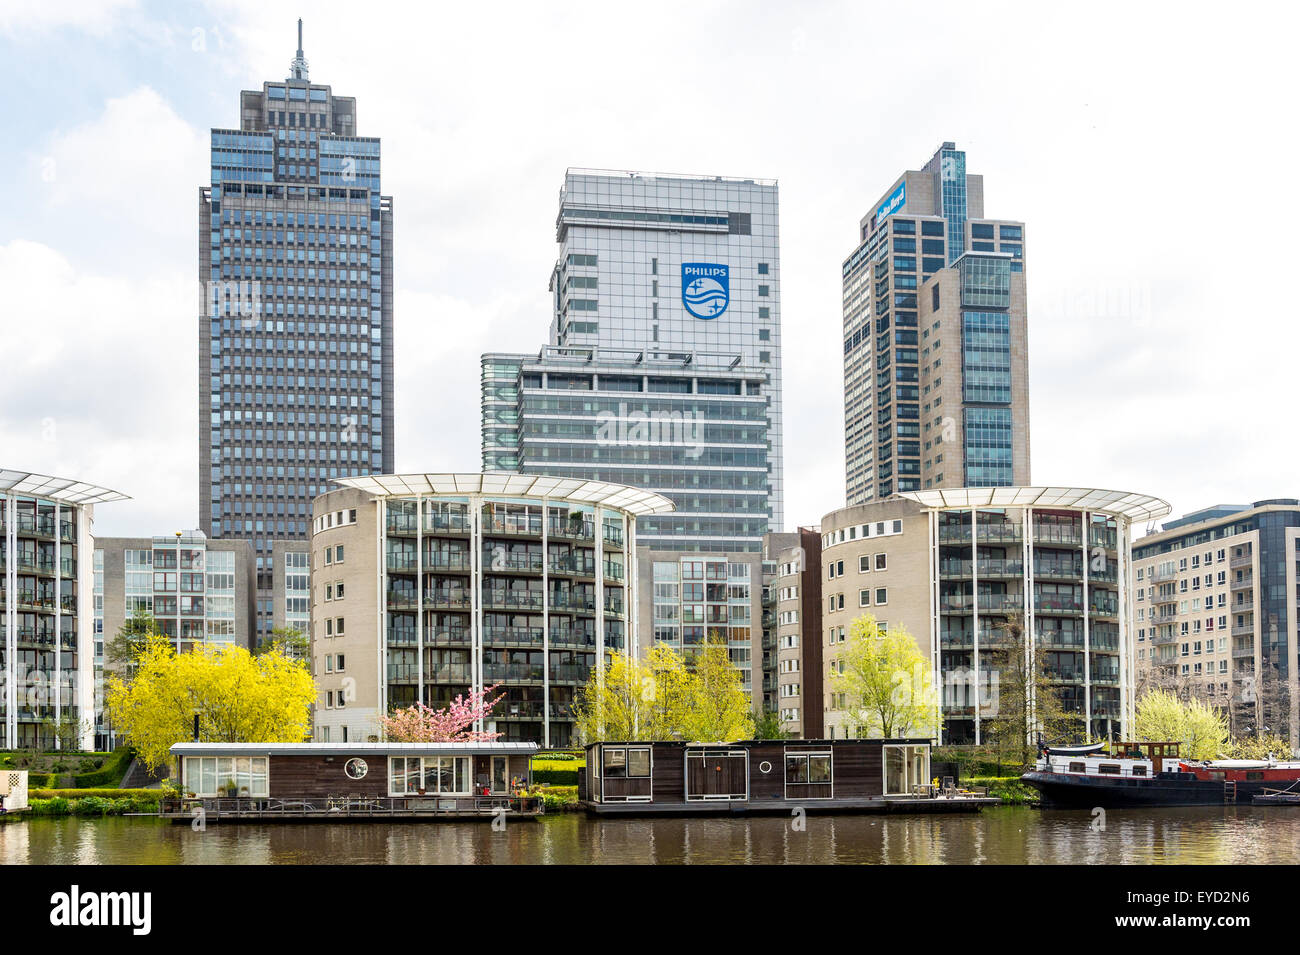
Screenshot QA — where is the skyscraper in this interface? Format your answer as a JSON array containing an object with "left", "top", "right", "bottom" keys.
[
  {"left": 481, "top": 168, "right": 784, "bottom": 552},
  {"left": 842, "top": 143, "right": 1029, "bottom": 505},
  {"left": 199, "top": 21, "right": 394, "bottom": 644}
]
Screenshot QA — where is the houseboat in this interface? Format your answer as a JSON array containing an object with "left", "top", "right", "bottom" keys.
[
  {"left": 1022, "top": 741, "right": 1300, "bottom": 807},
  {"left": 161, "top": 742, "right": 542, "bottom": 822},
  {"left": 581, "top": 739, "right": 998, "bottom": 816}
]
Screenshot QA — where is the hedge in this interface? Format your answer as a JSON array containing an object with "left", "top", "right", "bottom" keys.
[{"left": 72, "top": 748, "right": 134, "bottom": 788}]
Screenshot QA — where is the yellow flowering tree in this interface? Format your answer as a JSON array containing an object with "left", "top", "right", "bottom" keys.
[
  {"left": 1134, "top": 688, "right": 1228, "bottom": 760},
  {"left": 105, "top": 636, "right": 316, "bottom": 773}
]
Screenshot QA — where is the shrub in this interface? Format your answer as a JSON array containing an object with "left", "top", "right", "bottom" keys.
[{"left": 73, "top": 747, "right": 134, "bottom": 788}]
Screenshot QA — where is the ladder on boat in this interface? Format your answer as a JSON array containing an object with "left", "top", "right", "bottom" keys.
[{"left": 1224, "top": 780, "right": 1237, "bottom": 803}]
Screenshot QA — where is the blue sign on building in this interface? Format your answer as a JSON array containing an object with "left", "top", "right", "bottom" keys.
[
  {"left": 876, "top": 181, "right": 906, "bottom": 222},
  {"left": 681, "top": 263, "right": 729, "bottom": 319}
]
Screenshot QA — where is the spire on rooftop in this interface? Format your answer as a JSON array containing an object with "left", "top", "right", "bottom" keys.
[{"left": 288, "top": 18, "right": 309, "bottom": 81}]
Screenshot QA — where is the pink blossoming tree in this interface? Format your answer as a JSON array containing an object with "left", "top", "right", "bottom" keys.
[{"left": 380, "top": 685, "right": 505, "bottom": 742}]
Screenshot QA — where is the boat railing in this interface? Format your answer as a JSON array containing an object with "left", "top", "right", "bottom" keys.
[{"left": 160, "top": 794, "right": 543, "bottom": 817}]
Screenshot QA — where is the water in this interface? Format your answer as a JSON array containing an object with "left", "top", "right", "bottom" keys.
[{"left": 4, "top": 806, "right": 1298, "bottom": 864}]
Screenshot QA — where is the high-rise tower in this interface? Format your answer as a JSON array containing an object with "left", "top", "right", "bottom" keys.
[
  {"left": 842, "top": 143, "right": 1028, "bottom": 505},
  {"left": 199, "top": 21, "right": 394, "bottom": 644}
]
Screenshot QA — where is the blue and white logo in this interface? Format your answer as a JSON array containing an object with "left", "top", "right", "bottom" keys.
[{"left": 681, "top": 263, "right": 729, "bottom": 320}]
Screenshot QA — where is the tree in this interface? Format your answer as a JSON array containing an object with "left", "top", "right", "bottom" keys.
[
  {"left": 104, "top": 609, "right": 162, "bottom": 673},
  {"left": 104, "top": 636, "right": 316, "bottom": 773},
  {"left": 1134, "top": 688, "right": 1228, "bottom": 760},
  {"left": 752, "top": 707, "right": 792, "bottom": 740},
  {"left": 380, "top": 687, "right": 504, "bottom": 742},
  {"left": 982, "top": 614, "right": 1082, "bottom": 766},
  {"left": 39, "top": 713, "right": 89, "bottom": 751},
  {"left": 573, "top": 643, "right": 753, "bottom": 743},
  {"left": 684, "top": 640, "right": 754, "bottom": 742},
  {"left": 1224, "top": 732, "right": 1295, "bottom": 760},
  {"left": 254, "top": 626, "right": 309, "bottom": 660},
  {"left": 829, "top": 615, "right": 935, "bottom": 739}
]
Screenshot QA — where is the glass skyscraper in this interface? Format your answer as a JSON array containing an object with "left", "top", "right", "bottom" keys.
[
  {"left": 842, "top": 143, "right": 1029, "bottom": 505},
  {"left": 199, "top": 23, "right": 394, "bottom": 644},
  {"left": 482, "top": 168, "right": 784, "bottom": 552}
]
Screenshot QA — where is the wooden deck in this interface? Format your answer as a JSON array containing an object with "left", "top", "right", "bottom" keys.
[
  {"left": 158, "top": 795, "right": 543, "bottom": 823},
  {"left": 582, "top": 794, "right": 999, "bottom": 817}
]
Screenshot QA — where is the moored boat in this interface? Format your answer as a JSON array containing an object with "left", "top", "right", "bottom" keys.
[{"left": 1021, "top": 741, "right": 1300, "bottom": 807}]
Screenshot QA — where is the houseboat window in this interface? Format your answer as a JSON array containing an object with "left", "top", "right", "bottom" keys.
[
  {"left": 785, "top": 753, "right": 833, "bottom": 787},
  {"left": 626, "top": 748, "right": 651, "bottom": 778},
  {"left": 388, "top": 756, "right": 470, "bottom": 795},
  {"left": 345, "top": 758, "right": 368, "bottom": 780},
  {"left": 883, "top": 745, "right": 930, "bottom": 796},
  {"left": 1068, "top": 761, "right": 1086, "bottom": 773},
  {"left": 1246, "top": 772, "right": 1263, "bottom": 781},
  {"left": 183, "top": 756, "right": 268, "bottom": 797},
  {"left": 603, "top": 748, "right": 628, "bottom": 778},
  {"left": 1098, "top": 763, "right": 1121, "bottom": 775},
  {"left": 602, "top": 747, "right": 650, "bottom": 778},
  {"left": 1131, "top": 766, "right": 1147, "bottom": 776}
]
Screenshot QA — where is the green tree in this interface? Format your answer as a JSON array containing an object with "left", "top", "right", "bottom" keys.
[
  {"left": 829, "top": 615, "right": 935, "bottom": 739},
  {"left": 1135, "top": 688, "right": 1228, "bottom": 760},
  {"left": 104, "top": 609, "right": 162, "bottom": 672},
  {"left": 254, "top": 626, "right": 309, "bottom": 659},
  {"left": 573, "top": 642, "right": 753, "bottom": 743},
  {"left": 983, "top": 613, "right": 1083, "bottom": 766},
  {"left": 684, "top": 640, "right": 755, "bottom": 742},
  {"left": 105, "top": 636, "right": 316, "bottom": 773},
  {"left": 752, "top": 707, "right": 791, "bottom": 740}
]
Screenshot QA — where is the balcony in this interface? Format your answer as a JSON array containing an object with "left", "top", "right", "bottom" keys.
[
  {"left": 485, "top": 552, "right": 544, "bottom": 573},
  {"left": 547, "top": 517, "right": 595, "bottom": 542},
  {"left": 425, "top": 591, "right": 473, "bottom": 611},
  {"left": 483, "top": 515, "right": 543, "bottom": 537},
  {"left": 1231, "top": 622, "right": 1254, "bottom": 637},
  {"left": 1035, "top": 596, "right": 1083, "bottom": 614},
  {"left": 939, "top": 558, "right": 1024, "bottom": 579},
  {"left": 1230, "top": 574, "right": 1253, "bottom": 591},
  {"left": 483, "top": 626, "right": 545, "bottom": 646},
  {"left": 423, "top": 514, "right": 471, "bottom": 535},
  {"left": 426, "top": 553, "right": 471, "bottom": 572},
  {"left": 1229, "top": 552, "right": 1253, "bottom": 569},
  {"left": 482, "top": 590, "right": 543, "bottom": 611},
  {"left": 1231, "top": 643, "right": 1255, "bottom": 660},
  {"left": 548, "top": 556, "right": 596, "bottom": 577},
  {"left": 1032, "top": 526, "right": 1083, "bottom": 547}
]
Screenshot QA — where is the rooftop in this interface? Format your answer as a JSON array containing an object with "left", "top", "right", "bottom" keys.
[
  {"left": 170, "top": 741, "right": 539, "bottom": 756},
  {"left": 333, "top": 472, "right": 676, "bottom": 517},
  {"left": 898, "top": 486, "right": 1171, "bottom": 523},
  {"left": 564, "top": 167, "right": 776, "bottom": 187},
  {"left": 0, "top": 468, "right": 129, "bottom": 507}
]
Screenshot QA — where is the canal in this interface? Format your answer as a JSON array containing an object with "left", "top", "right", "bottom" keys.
[{"left": 3, "top": 806, "right": 1297, "bottom": 864}]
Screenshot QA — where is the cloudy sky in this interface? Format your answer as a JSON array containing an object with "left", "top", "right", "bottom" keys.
[{"left": 1, "top": 0, "right": 1296, "bottom": 539}]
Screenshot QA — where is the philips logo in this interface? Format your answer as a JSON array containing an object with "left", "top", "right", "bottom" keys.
[
  {"left": 49, "top": 885, "right": 152, "bottom": 936},
  {"left": 681, "top": 262, "right": 729, "bottom": 319}
]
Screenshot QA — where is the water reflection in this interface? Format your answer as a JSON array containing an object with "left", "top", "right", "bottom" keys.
[{"left": 3, "top": 807, "right": 1297, "bottom": 865}]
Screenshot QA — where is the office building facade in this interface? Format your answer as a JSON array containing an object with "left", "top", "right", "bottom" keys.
[
  {"left": 308, "top": 474, "right": 672, "bottom": 748},
  {"left": 483, "top": 345, "right": 773, "bottom": 552},
  {"left": 842, "top": 143, "right": 1029, "bottom": 505},
  {"left": 200, "top": 24, "right": 394, "bottom": 647},
  {"left": 1, "top": 469, "right": 126, "bottom": 750},
  {"left": 1133, "top": 500, "right": 1300, "bottom": 743}
]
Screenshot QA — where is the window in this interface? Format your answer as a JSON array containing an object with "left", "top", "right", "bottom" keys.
[
  {"left": 602, "top": 746, "right": 651, "bottom": 778},
  {"left": 875, "top": 588, "right": 888, "bottom": 605},
  {"left": 859, "top": 555, "right": 871, "bottom": 573},
  {"left": 389, "top": 756, "right": 469, "bottom": 795},
  {"left": 183, "top": 756, "right": 269, "bottom": 797},
  {"left": 785, "top": 752, "right": 833, "bottom": 796},
  {"left": 875, "top": 553, "right": 887, "bottom": 571},
  {"left": 860, "top": 589, "right": 871, "bottom": 607}
]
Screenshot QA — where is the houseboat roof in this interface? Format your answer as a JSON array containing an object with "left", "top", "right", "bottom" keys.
[
  {"left": 170, "top": 741, "right": 540, "bottom": 757},
  {"left": 587, "top": 738, "right": 934, "bottom": 750}
]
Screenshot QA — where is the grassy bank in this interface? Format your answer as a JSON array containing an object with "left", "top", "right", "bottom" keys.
[
  {"left": 25, "top": 789, "right": 161, "bottom": 817},
  {"left": 965, "top": 776, "right": 1039, "bottom": 805}
]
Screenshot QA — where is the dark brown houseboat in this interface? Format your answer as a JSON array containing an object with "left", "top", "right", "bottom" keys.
[
  {"left": 582, "top": 739, "right": 998, "bottom": 815},
  {"left": 161, "top": 742, "right": 541, "bottom": 822}
]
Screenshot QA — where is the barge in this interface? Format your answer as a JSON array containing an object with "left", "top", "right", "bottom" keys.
[
  {"left": 161, "top": 742, "right": 542, "bottom": 822},
  {"left": 1022, "top": 741, "right": 1300, "bottom": 807},
  {"left": 581, "top": 739, "right": 999, "bottom": 816}
]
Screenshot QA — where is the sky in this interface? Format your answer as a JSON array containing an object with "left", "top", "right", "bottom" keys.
[{"left": 1, "top": 0, "right": 1297, "bottom": 541}]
